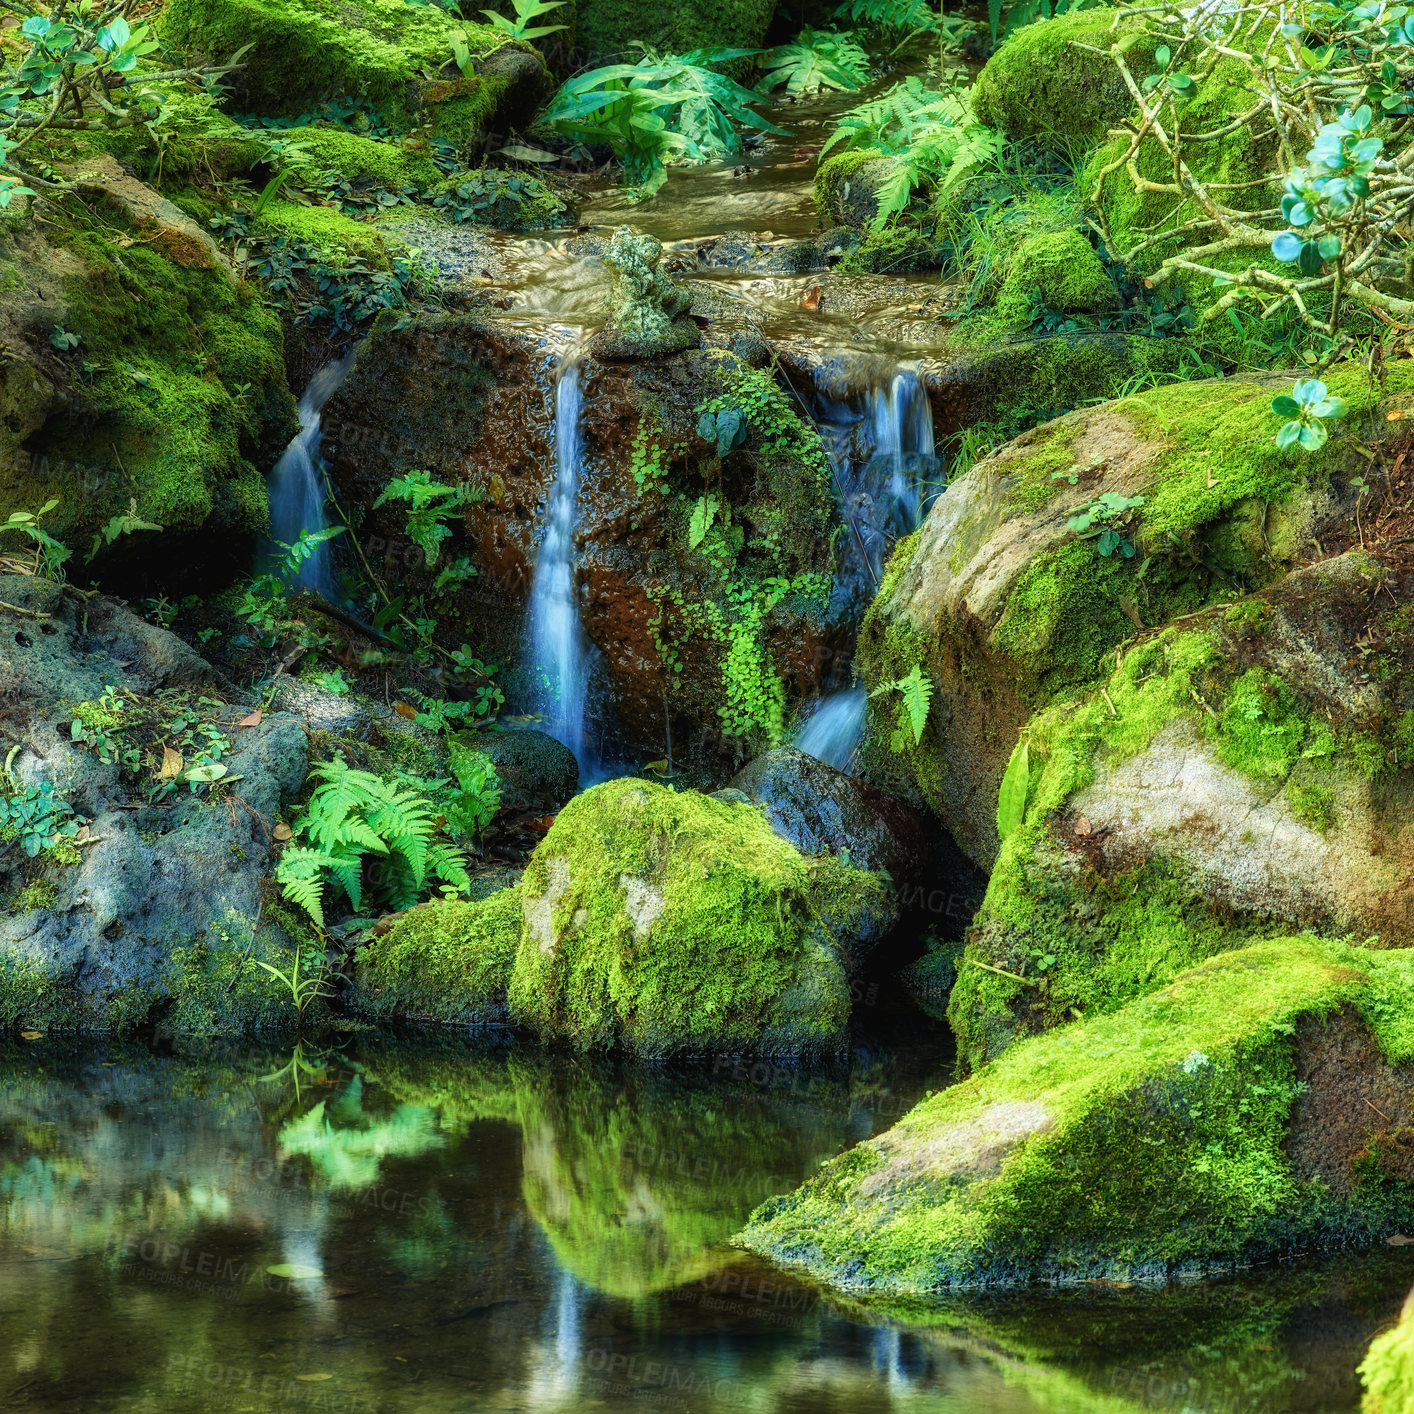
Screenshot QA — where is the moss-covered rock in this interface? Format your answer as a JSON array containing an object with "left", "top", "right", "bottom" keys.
[
  {"left": 992, "top": 229, "right": 1119, "bottom": 326},
  {"left": 972, "top": 8, "right": 1155, "bottom": 143},
  {"left": 349, "top": 888, "right": 522, "bottom": 1026},
  {"left": 454, "top": 728, "right": 578, "bottom": 812},
  {"left": 576, "top": 0, "right": 777, "bottom": 64},
  {"left": 950, "top": 552, "right": 1414, "bottom": 1067},
  {"left": 0, "top": 176, "right": 295, "bottom": 573},
  {"left": 159, "top": 0, "right": 546, "bottom": 154},
  {"left": 1364, "top": 1287, "right": 1414, "bottom": 1414},
  {"left": 813, "top": 152, "right": 897, "bottom": 230},
  {"left": 507, "top": 778, "right": 896, "bottom": 1056},
  {"left": 297, "top": 127, "right": 444, "bottom": 189},
  {"left": 739, "top": 940, "right": 1414, "bottom": 1295},
  {"left": 859, "top": 362, "right": 1414, "bottom": 867}
]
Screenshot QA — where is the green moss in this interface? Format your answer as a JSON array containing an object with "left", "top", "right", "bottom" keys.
[
  {"left": 814, "top": 149, "right": 868, "bottom": 226},
  {"left": 422, "top": 168, "right": 571, "bottom": 230},
  {"left": 576, "top": 0, "right": 775, "bottom": 66},
  {"left": 834, "top": 224, "right": 939, "bottom": 275},
  {"left": 1288, "top": 780, "right": 1336, "bottom": 833},
  {"left": 165, "top": 922, "right": 308, "bottom": 1035},
  {"left": 992, "top": 229, "right": 1118, "bottom": 326},
  {"left": 350, "top": 887, "right": 522, "bottom": 1026},
  {"left": 739, "top": 939, "right": 1414, "bottom": 1294},
  {"left": 507, "top": 778, "right": 885, "bottom": 1056},
  {"left": 254, "top": 199, "right": 397, "bottom": 266},
  {"left": 158, "top": 0, "right": 532, "bottom": 142},
  {"left": 296, "top": 127, "right": 442, "bottom": 188},
  {"left": 23, "top": 196, "right": 295, "bottom": 550},
  {"left": 1363, "top": 1300, "right": 1414, "bottom": 1414},
  {"left": 4, "top": 880, "right": 57, "bottom": 914},
  {"left": 972, "top": 8, "right": 1157, "bottom": 142}
]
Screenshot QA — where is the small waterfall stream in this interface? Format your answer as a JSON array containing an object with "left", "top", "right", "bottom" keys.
[
  {"left": 265, "top": 354, "right": 354, "bottom": 598},
  {"left": 792, "top": 365, "right": 938, "bottom": 772},
  {"left": 526, "top": 355, "right": 599, "bottom": 777}
]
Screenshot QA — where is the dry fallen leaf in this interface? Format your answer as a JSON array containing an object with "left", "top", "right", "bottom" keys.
[
  {"left": 1205, "top": 467, "right": 1218, "bottom": 488},
  {"left": 237, "top": 710, "right": 262, "bottom": 728},
  {"left": 1388, "top": 409, "right": 1408, "bottom": 422},
  {"left": 159, "top": 745, "right": 183, "bottom": 779},
  {"left": 1074, "top": 817, "right": 1093, "bottom": 839},
  {"left": 1388, "top": 1234, "right": 1414, "bottom": 1245},
  {"left": 393, "top": 701, "right": 419, "bottom": 720},
  {"left": 273, "top": 822, "right": 293, "bottom": 842},
  {"left": 19, "top": 1030, "right": 43, "bottom": 1040},
  {"left": 294, "top": 1374, "right": 333, "bottom": 1383},
  {"left": 799, "top": 285, "right": 822, "bottom": 311}
]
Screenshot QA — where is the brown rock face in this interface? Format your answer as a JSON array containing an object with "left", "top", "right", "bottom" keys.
[{"left": 322, "top": 311, "right": 843, "bottom": 759}]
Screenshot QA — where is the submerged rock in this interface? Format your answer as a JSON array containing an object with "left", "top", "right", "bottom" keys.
[
  {"left": 738, "top": 941, "right": 1414, "bottom": 1294},
  {"left": 0, "top": 578, "right": 310, "bottom": 1033},
  {"left": 593, "top": 227, "right": 702, "bottom": 361}
]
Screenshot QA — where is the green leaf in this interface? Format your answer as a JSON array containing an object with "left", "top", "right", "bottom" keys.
[
  {"left": 688, "top": 493, "right": 718, "bottom": 549},
  {"left": 996, "top": 737, "right": 1030, "bottom": 841}
]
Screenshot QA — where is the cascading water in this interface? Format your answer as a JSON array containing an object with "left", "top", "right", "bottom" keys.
[
  {"left": 792, "top": 365, "right": 938, "bottom": 772},
  {"left": 526, "top": 355, "right": 598, "bottom": 777},
  {"left": 265, "top": 354, "right": 354, "bottom": 599}
]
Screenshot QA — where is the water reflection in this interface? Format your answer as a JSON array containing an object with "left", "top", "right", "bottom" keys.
[{"left": 1, "top": 1035, "right": 1410, "bottom": 1413}]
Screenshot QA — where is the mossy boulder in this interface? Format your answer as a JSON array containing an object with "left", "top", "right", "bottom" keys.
[
  {"left": 507, "top": 778, "right": 896, "bottom": 1055},
  {"left": 992, "top": 229, "right": 1119, "bottom": 326},
  {"left": 858, "top": 362, "right": 1414, "bottom": 867},
  {"left": 453, "top": 728, "right": 578, "bottom": 812},
  {"left": 1364, "top": 1287, "right": 1414, "bottom": 1414},
  {"left": 739, "top": 940, "right": 1414, "bottom": 1294},
  {"left": 296, "top": 127, "right": 444, "bottom": 189},
  {"left": 0, "top": 179, "right": 295, "bottom": 575},
  {"left": 576, "top": 0, "right": 777, "bottom": 64},
  {"left": 813, "top": 152, "right": 898, "bottom": 231},
  {"left": 349, "top": 888, "right": 522, "bottom": 1026},
  {"left": 951, "top": 552, "right": 1414, "bottom": 1067},
  {"left": 159, "top": 0, "right": 547, "bottom": 154},
  {"left": 972, "top": 7, "right": 1155, "bottom": 143}
]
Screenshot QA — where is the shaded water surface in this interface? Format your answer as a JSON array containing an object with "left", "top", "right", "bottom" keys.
[{"left": 2, "top": 1027, "right": 1410, "bottom": 1413}]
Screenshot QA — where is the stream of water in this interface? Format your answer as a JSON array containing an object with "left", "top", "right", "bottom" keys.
[
  {"left": 525, "top": 355, "right": 599, "bottom": 778},
  {"left": 2, "top": 1026, "right": 1408, "bottom": 1414},
  {"left": 264, "top": 355, "right": 355, "bottom": 599}
]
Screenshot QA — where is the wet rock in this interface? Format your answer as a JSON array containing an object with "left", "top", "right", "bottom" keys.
[
  {"left": 813, "top": 153, "right": 902, "bottom": 231},
  {"left": 739, "top": 941, "right": 1414, "bottom": 1294},
  {"left": 730, "top": 747, "right": 931, "bottom": 881},
  {"left": 593, "top": 227, "right": 702, "bottom": 361},
  {"left": 455, "top": 728, "right": 578, "bottom": 812},
  {"left": 948, "top": 549, "right": 1414, "bottom": 1067},
  {"left": 268, "top": 676, "right": 375, "bottom": 740},
  {"left": 508, "top": 779, "right": 896, "bottom": 1055},
  {"left": 0, "top": 579, "right": 310, "bottom": 1032},
  {"left": 857, "top": 365, "right": 1410, "bottom": 867}
]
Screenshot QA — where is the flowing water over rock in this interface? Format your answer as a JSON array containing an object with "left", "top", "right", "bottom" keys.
[
  {"left": 264, "top": 354, "right": 354, "bottom": 598},
  {"left": 526, "top": 354, "right": 600, "bottom": 777},
  {"left": 795, "top": 685, "right": 869, "bottom": 771}
]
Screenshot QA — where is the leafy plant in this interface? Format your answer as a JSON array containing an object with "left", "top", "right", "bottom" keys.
[
  {"left": 479, "top": 0, "right": 568, "bottom": 42},
  {"left": 1141, "top": 43, "right": 1195, "bottom": 98},
  {"left": 309, "top": 669, "right": 351, "bottom": 696},
  {"left": 996, "top": 735, "right": 1031, "bottom": 840},
  {"left": 0, "top": 747, "right": 79, "bottom": 859},
  {"left": 757, "top": 28, "right": 871, "bottom": 96},
  {"left": 275, "top": 758, "right": 471, "bottom": 926},
  {"left": 820, "top": 77, "right": 1005, "bottom": 232},
  {"left": 1067, "top": 491, "right": 1145, "bottom": 558},
  {"left": 869, "top": 664, "right": 933, "bottom": 753},
  {"left": 49, "top": 326, "right": 80, "bottom": 352},
  {"left": 374, "top": 470, "right": 473, "bottom": 567},
  {"left": 1271, "top": 378, "right": 1348, "bottom": 451},
  {"left": 0, "top": 498, "right": 69, "bottom": 578},
  {"left": 542, "top": 48, "right": 784, "bottom": 195},
  {"left": 688, "top": 493, "right": 722, "bottom": 549},
  {"left": 444, "top": 741, "right": 501, "bottom": 838},
  {"left": 87, "top": 497, "right": 162, "bottom": 561},
  {"left": 253, "top": 947, "right": 334, "bottom": 1022},
  {"left": 696, "top": 407, "right": 750, "bottom": 457}
]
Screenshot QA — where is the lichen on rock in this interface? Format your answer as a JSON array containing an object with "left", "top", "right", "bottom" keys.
[{"left": 593, "top": 226, "right": 702, "bottom": 361}]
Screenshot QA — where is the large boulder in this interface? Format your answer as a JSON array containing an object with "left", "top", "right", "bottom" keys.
[
  {"left": 0, "top": 176, "right": 295, "bottom": 581},
  {"left": 857, "top": 362, "right": 1414, "bottom": 868},
  {"left": 160, "top": 0, "right": 547, "bottom": 156},
  {"left": 739, "top": 941, "right": 1414, "bottom": 1294},
  {"left": 322, "top": 312, "right": 843, "bottom": 759},
  {"left": 948, "top": 549, "right": 1414, "bottom": 1066},
  {"left": 576, "top": 0, "right": 777, "bottom": 64},
  {"left": 455, "top": 728, "right": 578, "bottom": 812},
  {"left": 0, "top": 578, "right": 311, "bottom": 1034}
]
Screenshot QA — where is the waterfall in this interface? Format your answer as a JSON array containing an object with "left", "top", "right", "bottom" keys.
[
  {"left": 793, "top": 366, "right": 937, "bottom": 773},
  {"left": 527, "top": 356, "right": 598, "bottom": 776},
  {"left": 265, "top": 354, "right": 354, "bottom": 598},
  {"left": 795, "top": 687, "right": 867, "bottom": 771}
]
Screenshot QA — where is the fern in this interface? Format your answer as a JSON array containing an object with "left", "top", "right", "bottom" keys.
[
  {"left": 757, "top": 28, "right": 871, "bottom": 96},
  {"left": 869, "top": 664, "right": 934, "bottom": 753},
  {"left": 374, "top": 469, "right": 474, "bottom": 568},
  {"left": 276, "top": 759, "right": 471, "bottom": 925},
  {"left": 820, "top": 76, "right": 1005, "bottom": 232}
]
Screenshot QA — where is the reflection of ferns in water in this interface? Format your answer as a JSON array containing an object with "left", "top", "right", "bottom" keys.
[{"left": 276, "top": 759, "right": 472, "bottom": 925}]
